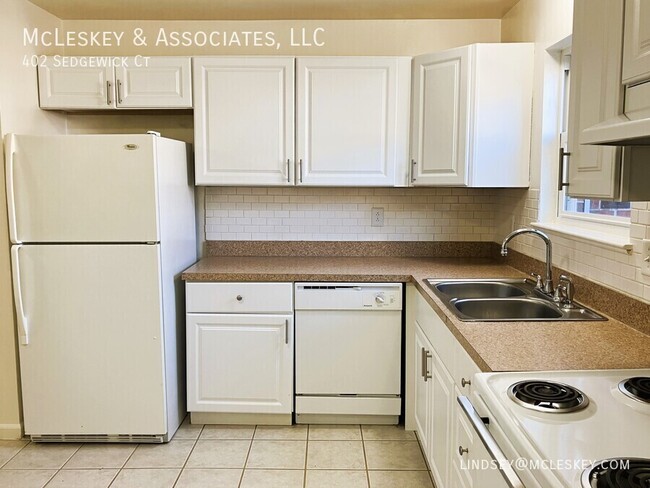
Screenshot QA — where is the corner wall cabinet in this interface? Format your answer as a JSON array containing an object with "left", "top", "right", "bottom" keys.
[
  {"left": 407, "top": 285, "right": 503, "bottom": 488},
  {"left": 38, "top": 57, "right": 192, "bottom": 110},
  {"left": 569, "top": 0, "right": 650, "bottom": 201},
  {"left": 193, "top": 56, "right": 411, "bottom": 186},
  {"left": 410, "top": 43, "right": 534, "bottom": 187},
  {"left": 567, "top": 0, "right": 625, "bottom": 199},
  {"left": 185, "top": 282, "right": 293, "bottom": 420}
]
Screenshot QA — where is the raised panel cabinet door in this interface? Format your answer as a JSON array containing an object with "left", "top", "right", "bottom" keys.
[
  {"left": 115, "top": 57, "right": 192, "bottom": 108},
  {"left": 186, "top": 314, "right": 293, "bottom": 414},
  {"left": 568, "top": 0, "right": 624, "bottom": 199},
  {"left": 411, "top": 47, "right": 469, "bottom": 186},
  {"left": 296, "top": 57, "right": 410, "bottom": 186},
  {"left": 429, "top": 349, "right": 454, "bottom": 488},
  {"left": 623, "top": 0, "right": 650, "bottom": 85},
  {"left": 38, "top": 59, "right": 114, "bottom": 109},
  {"left": 413, "top": 323, "right": 432, "bottom": 459},
  {"left": 193, "top": 57, "right": 295, "bottom": 185}
]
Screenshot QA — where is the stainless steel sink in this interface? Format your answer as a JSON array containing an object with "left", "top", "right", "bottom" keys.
[
  {"left": 453, "top": 298, "right": 563, "bottom": 320},
  {"left": 425, "top": 278, "right": 607, "bottom": 322},
  {"left": 433, "top": 280, "right": 528, "bottom": 299}
]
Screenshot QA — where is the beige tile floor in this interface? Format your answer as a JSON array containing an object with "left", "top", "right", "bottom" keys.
[{"left": 0, "top": 420, "right": 435, "bottom": 488}]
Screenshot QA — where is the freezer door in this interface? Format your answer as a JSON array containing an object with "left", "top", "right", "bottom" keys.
[
  {"left": 6, "top": 134, "right": 159, "bottom": 243},
  {"left": 13, "top": 244, "right": 167, "bottom": 436}
]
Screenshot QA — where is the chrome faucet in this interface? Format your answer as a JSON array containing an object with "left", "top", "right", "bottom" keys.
[{"left": 501, "top": 228, "right": 554, "bottom": 295}]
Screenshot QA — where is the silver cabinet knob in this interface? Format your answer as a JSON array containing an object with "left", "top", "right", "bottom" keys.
[
  {"left": 458, "top": 446, "right": 468, "bottom": 456},
  {"left": 461, "top": 378, "right": 471, "bottom": 388},
  {"left": 236, "top": 295, "right": 243, "bottom": 302}
]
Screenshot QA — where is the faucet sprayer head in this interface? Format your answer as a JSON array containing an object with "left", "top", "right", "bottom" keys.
[{"left": 501, "top": 248, "right": 508, "bottom": 257}]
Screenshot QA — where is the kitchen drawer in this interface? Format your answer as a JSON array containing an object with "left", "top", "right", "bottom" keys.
[
  {"left": 186, "top": 282, "right": 293, "bottom": 313},
  {"left": 453, "top": 344, "right": 481, "bottom": 395}
]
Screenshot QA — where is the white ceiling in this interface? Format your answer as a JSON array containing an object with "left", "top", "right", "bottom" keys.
[{"left": 27, "top": 0, "right": 520, "bottom": 20}]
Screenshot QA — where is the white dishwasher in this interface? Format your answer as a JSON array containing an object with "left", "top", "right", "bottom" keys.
[{"left": 294, "top": 282, "right": 403, "bottom": 424}]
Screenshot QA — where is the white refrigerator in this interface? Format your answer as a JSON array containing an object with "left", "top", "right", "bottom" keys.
[{"left": 5, "top": 133, "right": 196, "bottom": 442}]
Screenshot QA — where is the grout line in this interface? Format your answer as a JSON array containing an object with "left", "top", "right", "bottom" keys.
[
  {"left": 170, "top": 420, "right": 204, "bottom": 488},
  {"left": 360, "top": 425, "right": 371, "bottom": 487},
  {"left": 303, "top": 425, "right": 309, "bottom": 488},
  {"left": 107, "top": 442, "right": 142, "bottom": 487},
  {"left": 237, "top": 425, "right": 256, "bottom": 488}
]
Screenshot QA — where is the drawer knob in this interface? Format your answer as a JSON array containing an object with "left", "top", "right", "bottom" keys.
[
  {"left": 461, "top": 378, "right": 471, "bottom": 388},
  {"left": 236, "top": 295, "right": 243, "bottom": 302},
  {"left": 458, "top": 446, "right": 468, "bottom": 456}
]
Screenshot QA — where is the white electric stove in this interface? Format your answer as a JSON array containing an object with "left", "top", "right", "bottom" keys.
[{"left": 462, "top": 369, "right": 650, "bottom": 488}]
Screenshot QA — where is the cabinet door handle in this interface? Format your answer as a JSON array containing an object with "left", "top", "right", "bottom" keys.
[
  {"left": 461, "top": 377, "right": 471, "bottom": 388},
  {"left": 287, "top": 159, "right": 291, "bottom": 183},
  {"left": 106, "top": 81, "right": 112, "bottom": 105},
  {"left": 284, "top": 319, "right": 289, "bottom": 344},
  {"left": 421, "top": 347, "right": 432, "bottom": 381},
  {"left": 458, "top": 446, "right": 468, "bottom": 456},
  {"left": 558, "top": 147, "right": 570, "bottom": 190},
  {"left": 298, "top": 159, "right": 303, "bottom": 183},
  {"left": 411, "top": 159, "right": 417, "bottom": 183},
  {"left": 116, "top": 79, "right": 123, "bottom": 104},
  {"left": 236, "top": 295, "right": 243, "bottom": 302}
]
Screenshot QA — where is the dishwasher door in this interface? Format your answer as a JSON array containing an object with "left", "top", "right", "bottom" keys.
[{"left": 295, "top": 309, "right": 401, "bottom": 396}]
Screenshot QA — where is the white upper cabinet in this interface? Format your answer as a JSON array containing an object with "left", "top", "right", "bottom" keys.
[
  {"left": 38, "top": 64, "right": 114, "bottom": 110},
  {"left": 622, "top": 0, "right": 650, "bottom": 86},
  {"left": 193, "top": 57, "right": 295, "bottom": 186},
  {"left": 115, "top": 57, "right": 192, "bottom": 108},
  {"left": 567, "top": 0, "right": 624, "bottom": 199},
  {"left": 194, "top": 56, "right": 410, "bottom": 187},
  {"left": 410, "top": 43, "right": 533, "bottom": 187},
  {"left": 38, "top": 57, "right": 192, "bottom": 110},
  {"left": 296, "top": 57, "right": 411, "bottom": 186}
]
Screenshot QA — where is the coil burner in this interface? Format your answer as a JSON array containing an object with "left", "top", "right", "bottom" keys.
[
  {"left": 618, "top": 377, "right": 650, "bottom": 404},
  {"left": 581, "top": 458, "right": 650, "bottom": 488},
  {"left": 507, "top": 380, "right": 589, "bottom": 413}
]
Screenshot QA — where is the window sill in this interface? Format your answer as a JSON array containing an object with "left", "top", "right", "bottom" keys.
[{"left": 531, "top": 221, "right": 633, "bottom": 254}]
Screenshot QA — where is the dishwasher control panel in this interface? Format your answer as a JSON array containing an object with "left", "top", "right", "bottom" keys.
[{"left": 294, "top": 283, "right": 403, "bottom": 310}]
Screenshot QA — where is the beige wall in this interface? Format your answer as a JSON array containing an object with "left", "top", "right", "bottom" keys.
[
  {"left": 0, "top": 0, "right": 66, "bottom": 439},
  {"left": 62, "top": 19, "right": 500, "bottom": 56}
]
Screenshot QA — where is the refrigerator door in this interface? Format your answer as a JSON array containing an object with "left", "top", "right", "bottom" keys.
[
  {"left": 6, "top": 134, "right": 159, "bottom": 244},
  {"left": 13, "top": 243, "right": 167, "bottom": 436}
]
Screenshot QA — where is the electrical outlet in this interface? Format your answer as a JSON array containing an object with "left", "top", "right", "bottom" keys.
[
  {"left": 642, "top": 239, "right": 650, "bottom": 277},
  {"left": 371, "top": 207, "right": 384, "bottom": 227}
]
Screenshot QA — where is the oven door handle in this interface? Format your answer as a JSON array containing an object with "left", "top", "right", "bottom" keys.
[{"left": 457, "top": 396, "right": 525, "bottom": 488}]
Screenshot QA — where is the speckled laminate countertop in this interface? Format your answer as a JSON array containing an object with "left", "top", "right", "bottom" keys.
[{"left": 182, "top": 256, "right": 650, "bottom": 372}]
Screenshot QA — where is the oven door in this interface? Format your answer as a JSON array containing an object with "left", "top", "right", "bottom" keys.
[{"left": 457, "top": 395, "right": 529, "bottom": 488}]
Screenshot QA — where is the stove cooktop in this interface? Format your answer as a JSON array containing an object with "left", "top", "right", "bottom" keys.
[{"left": 473, "top": 369, "right": 650, "bottom": 488}]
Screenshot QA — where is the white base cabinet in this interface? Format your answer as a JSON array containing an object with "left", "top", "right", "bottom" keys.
[
  {"left": 410, "top": 43, "right": 534, "bottom": 187},
  {"left": 38, "top": 57, "right": 192, "bottom": 110},
  {"left": 186, "top": 282, "right": 293, "bottom": 415},
  {"left": 406, "top": 285, "right": 482, "bottom": 488}
]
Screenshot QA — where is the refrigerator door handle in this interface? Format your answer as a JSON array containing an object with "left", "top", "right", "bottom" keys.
[
  {"left": 10, "top": 246, "right": 29, "bottom": 345},
  {"left": 5, "top": 134, "right": 20, "bottom": 244}
]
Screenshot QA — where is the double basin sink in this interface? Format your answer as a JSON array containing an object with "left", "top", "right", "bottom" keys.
[{"left": 425, "top": 278, "right": 606, "bottom": 322}]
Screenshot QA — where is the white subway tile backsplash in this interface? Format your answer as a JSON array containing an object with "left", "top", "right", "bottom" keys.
[{"left": 205, "top": 187, "right": 497, "bottom": 242}]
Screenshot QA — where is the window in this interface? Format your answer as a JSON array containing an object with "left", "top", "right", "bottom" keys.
[{"left": 557, "top": 50, "right": 631, "bottom": 225}]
